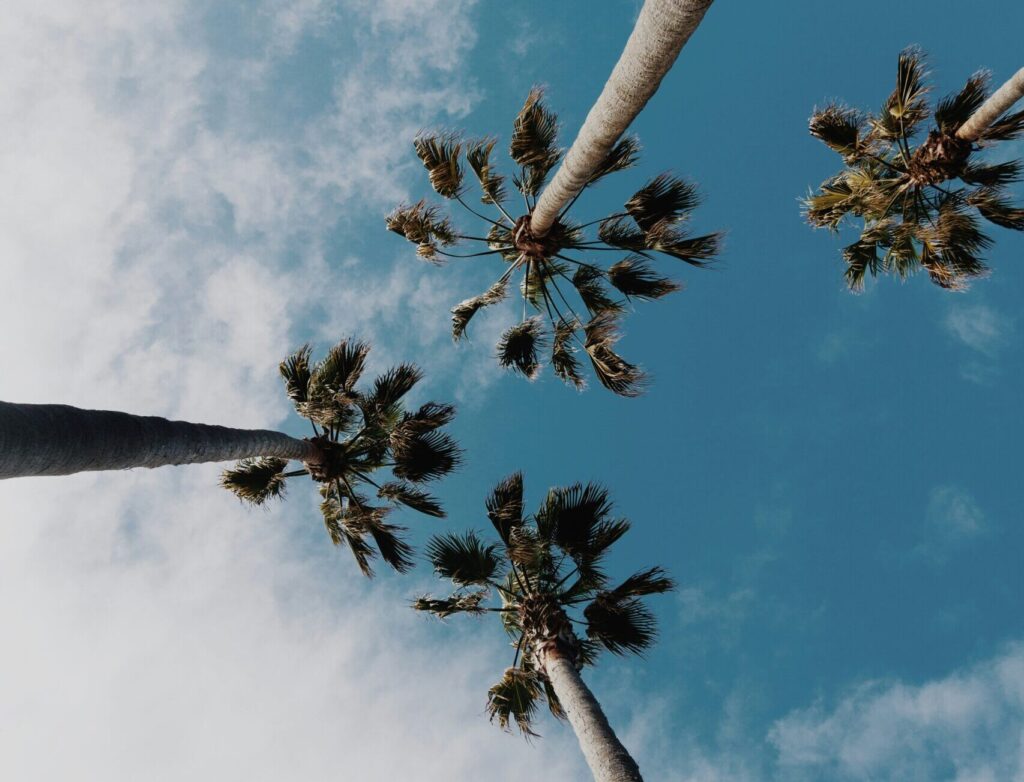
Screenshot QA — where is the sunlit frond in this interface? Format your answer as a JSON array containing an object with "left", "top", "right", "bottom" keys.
[
  {"left": 413, "top": 590, "right": 489, "bottom": 618},
  {"left": 279, "top": 344, "right": 312, "bottom": 410},
  {"left": 220, "top": 457, "right": 288, "bottom": 505},
  {"left": 377, "top": 481, "right": 445, "bottom": 518},
  {"left": 486, "top": 667, "right": 542, "bottom": 737},
  {"left": 414, "top": 132, "right": 464, "bottom": 199},
  {"left": 551, "top": 318, "right": 585, "bottom": 390},
  {"left": 467, "top": 137, "right": 508, "bottom": 205},
  {"left": 452, "top": 276, "right": 510, "bottom": 342}
]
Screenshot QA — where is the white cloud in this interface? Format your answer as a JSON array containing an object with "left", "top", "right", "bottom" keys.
[
  {"left": 769, "top": 643, "right": 1024, "bottom": 782},
  {"left": 917, "top": 485, "right": 988, "bottom": 563},
  {"left": 0, "top": 1, "right": 575, "bottom": 779},
  {"left": 944, "top": 303, "right": 1011, "bottom": 357}
]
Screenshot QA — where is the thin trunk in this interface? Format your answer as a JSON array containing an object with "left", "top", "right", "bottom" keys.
[
  {"left": 957, "top": 67, "right": 1024, "bottom": 141},
  {"left": 530, "top": 0, "right": 714, "bottom": 236},
  {"left": 0, "top": 401, "right": 319, "bottom": 479},
  {"left": 543, "top": 648, "right": 644, "bottom": 782}
]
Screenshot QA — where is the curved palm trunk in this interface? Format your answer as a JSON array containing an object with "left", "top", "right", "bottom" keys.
[
  {"left": 0, "top": 401, "right": 318, "bottom": 479},
  {"left": 530, "top": 0, "right": 714, "bottom": 237},
  {"left": 544, "top": 650, "right": 644, "bottom": 782},
  {"left": 957, "top": 67, "right": 1024, "bottom": 141}
]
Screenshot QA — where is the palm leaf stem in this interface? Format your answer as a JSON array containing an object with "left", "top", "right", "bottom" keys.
[
  {"left": 554, "top": 253, "right": 611, "bottom": 276},
  {"left": 575, "top": 213, "right": 629, "bottom": 230},
  {"left": 456, "top": 195, "right": 507, "bottom": 227},
  {"left": 282, "top": 469, "right": 309, "bottom": 478},
  {"left": 512, "top": 633, "right": 525, "bottom": 668},
  {"left": 437, "top": 249, "right": 510, "bottom": 259}
]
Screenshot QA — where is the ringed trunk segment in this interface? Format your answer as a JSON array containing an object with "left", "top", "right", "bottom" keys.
[
  {"left": 530, "top": 0, "right": 715, "bottom": 237},
  {"left": 957, "top": 67, "right": 1024, "bottom": 142},
  {"left": 0, "top": 401, "right": 320, "bottom": 479},
  {"left": 543, "top": 649, "right": 645, "bottom": 782}
]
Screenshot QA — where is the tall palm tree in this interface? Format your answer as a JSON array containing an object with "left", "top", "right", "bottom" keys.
[
  {"left": 388, "top": 1, "right": 718, "bottom": 397},
  {"left": 806, "top": 49, "right": 1024, "bottom": 291},
  {"left": 222, "top": 339, "right": 462, "bottom": 576},
  {"left": 415, "top": 473, "right": 674, "bottom": 782},
  {"left": 2, "top": 340, "right": 462, "bottom": 577}
]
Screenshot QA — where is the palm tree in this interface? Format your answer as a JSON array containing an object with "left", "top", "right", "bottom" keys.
[
  {"left": 806, "top": 49, "right": 1024, "bottom": 291},
  {"left": 221, "top": 339, "right": 462, "bottom": 576},
  {"left": 2, "top": 339, "right": 462, "bottom": 577},
  {"left": 414, "top": 473, "right": 674, "bottom": 782},
  {"left": 388, "top": 0, "right": 718, "bottom": 397}
]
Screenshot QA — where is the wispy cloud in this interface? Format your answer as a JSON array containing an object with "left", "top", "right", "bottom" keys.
[
  {"left": 769, "top": 643, "right": 1024, "bottom": 781},
  {"left": 944, "top": 303, "right": 1011, "bottom": 357},
  {"left": 915, "top": 484, "right": 988, "bottom": 564}
]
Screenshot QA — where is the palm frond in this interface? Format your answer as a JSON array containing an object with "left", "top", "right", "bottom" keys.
[
  {"left": 386, "top": 200, "right": 457, "bottom": 246},
  {"left": 486, "top": 667, "right": 542, "bottom": 737},
  {"left": 391, "top": 429, "right": 462, "bottom": 483},
  {"left": 486, "top": 472, "right": 525, "bottom": 545},
  {"left": 625, "top": 173, "right": 700, "bottom": 233},
  {"left": 809, "top": 104, "right": 865, "bottom": 159},
  {"left": 377, "top": 481, "right": 445, "bottom": 518},
  {"left": 597, "top": 215, "right": 649, "bottom": 252},
  {"left": 220, "top": 457, "right": 288, "bottom": 505},
  {"left": 510, "top": 88, "right": 561, "bottom": 197},
  {"left": 413, "top": 590, "right": 489, "bottom": 618},
  {"left": 279, "top": 344, "right": 312, "bottom": 409},
  {"left": 976, "top": 109, "right": 1024, "bottom": 142},
  {"left": 842, "top": 238, "right": 881, "bottom": 292},
  {"left": 414, "top": 132, "right": 464, "bottom": 199},
  {"left": 968, "top": 188, "right": 1024, "bottom": 230},
  {"left": 934, "top": 72, "right": 989, "bottom": 134},
  {"left": 320, "top": 494, "right": 376, "bottom": 575},
  {"left": 584, "top": 593, "right": 658, "bottom": 656},
  {"left": 370, "top": 363, "right": 423, "bottom": 410},
  {"left": 586, "top": 136, "right": 640, "bottom": 188},
  {"left": 583, "top": 312, "right": 646, "bottom": 397},
  {"left": 644, "top": 223, "right": 722, "bottom": 266},
  {"left": 960, "top": 160, "right": 1021, "bottom": 188},
  {"left": 452, "top": 276, "right": 510, "bottom": 341},
  {"left": 361, "top": 514, "right": 415, "bottom": 573},
  {"left": 426, "top": 531, "right": 501, "bottom": 586},
  {"left": 572, "top": 265, "right": 622, "bottom": 315},
  {"left": 606, "top": 567, "right": 676, "bottom": 599},
  {"left": 874, "top": 47, "right": 929, "bottom": 141},
  {"left": 607, "top": 257, "right": 681, "bottom": 299},
  {"left": 466, "top": 137, "right": 508, "bottom": 205},
  {"left": 487, "top": 223, "right": 520, "bottom": 261},
  {"left": 551, "top": 318, "right": 585, "bottom": 390},
  {"left": 497, "top": 317, "right": 547, "bottom": 380},
  {"left": 305, "top": 338, "right": 370, "bottom": 428},
  {"left": 535, "top": 481, "right": 614, "bottom": 560}
]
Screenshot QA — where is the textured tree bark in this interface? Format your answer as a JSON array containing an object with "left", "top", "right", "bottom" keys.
[
  {"left": 543, "top": 648, "right": 644, "bottom": 782},
  {"left": 0, "top": 401, "right": 319, "bottom": 479},
  {"left": 957, "top": 67, "right": 1024, "bottom": 141},
  {"left": 530, "top": 0, "right": 714, "bottom": 237}
]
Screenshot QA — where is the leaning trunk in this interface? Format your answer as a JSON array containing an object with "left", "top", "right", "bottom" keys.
[
  {"left": 544, "top": 648, "right": 644, "bottom": 782},
  {"left": 956, "top": 67, "right": 1024, "bottom": 141},
  {"left": 0, "top": 401, "right": 319, "bottom": 479},
  {"left": 530, "top": 0, "right": 714, "bottom": 236}
]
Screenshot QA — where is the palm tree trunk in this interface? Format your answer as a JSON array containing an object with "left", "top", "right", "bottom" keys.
[
  {"left": 0, "top": 401, "right": 319, "bottom": 479},
  {"left": 956, "top": 67, "right": 1024, "bottom": 141},
  {"left": 530, "top": 0, "right": 714, "bottom": 237},
  {"left": 544, "top": 648, "right": 644, "bottom": 782}
]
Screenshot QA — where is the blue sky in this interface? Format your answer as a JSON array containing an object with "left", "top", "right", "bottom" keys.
[{"left": 1, "top": 1, "right": 1023, "bottom": 780}]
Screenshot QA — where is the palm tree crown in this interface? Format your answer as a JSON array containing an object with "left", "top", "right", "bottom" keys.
[
  {"left": 806, "top": 49, "right": 1024, "bottom": 291},
  {"left": 414, "top": 472, "right": 674, "bottom": 736},
  {"left": 221, "top": 339, "right": 462, "bottom": 577},
  {"left": 388, "top": 89, "right": 721, "bottom": 397}
]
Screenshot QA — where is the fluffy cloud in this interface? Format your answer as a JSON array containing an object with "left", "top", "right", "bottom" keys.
[
  {"left": 769, "top": 643, "right": 1024, "bottom": 781},
  {"left": 0, "top": 1, "right": 572, "bottom": 779}
]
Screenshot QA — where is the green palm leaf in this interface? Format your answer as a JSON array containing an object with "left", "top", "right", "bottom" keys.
[{"left": 426, "top": 531, "right": 501, "bottom": 586}]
